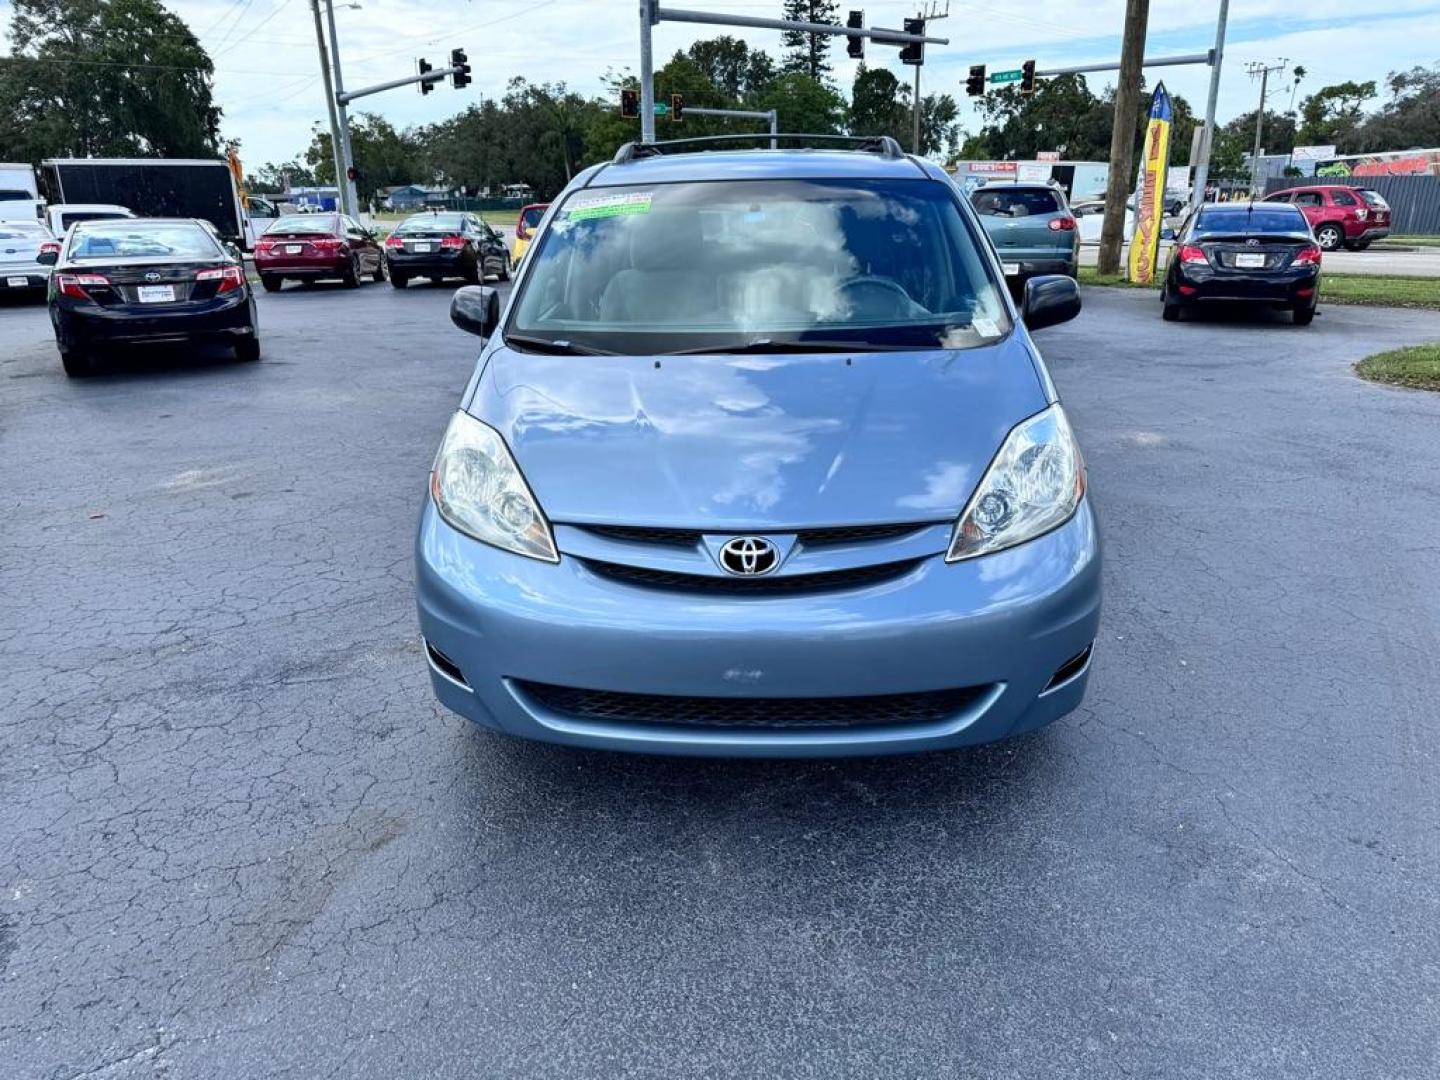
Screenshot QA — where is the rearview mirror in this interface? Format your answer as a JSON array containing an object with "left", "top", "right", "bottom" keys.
[
  {"left": 451, "top": 285, "right": 501, "bottom": 339},
  {"left": 36, "top": 246, "right": 58, "bottom": 266},
  {"left": 1160, "top": 227, "right": 1177, "bottom": 241},
  {"left": 1022, "top": 275, "right": 1082, "bottom": 331}
]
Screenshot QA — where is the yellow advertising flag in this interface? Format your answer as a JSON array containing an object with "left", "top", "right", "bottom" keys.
[{"left": 1127, "top": 83, "right": 1173, "bottom": 285}]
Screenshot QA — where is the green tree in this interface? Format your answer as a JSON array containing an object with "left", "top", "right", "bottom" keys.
[
  {"left": 687, "top": 36, "right": 776, "bottom": 100},
  {"left": 1297, "top": 80, "right": 1376, "bottom": 148},
  {"left": 779, "top": 0, "right": 838, "bottom": 82},
  {"left": 1356, "top": 64, "right": 1440, "bottom": 150},
  {"left": 246, "top": 160, "right": 314, "bottom": 194},
  {"left": 305, "top": 113, "right": 422, "bottom": 195},
  {"left": 848, "top": 65, "right": 910, "bottom": 144},
  {"left": 0, "top": 0, "right": 221, "bottom": 160},
  {"left": 753, "top": 72, "right": 847, "bottom": 136}
]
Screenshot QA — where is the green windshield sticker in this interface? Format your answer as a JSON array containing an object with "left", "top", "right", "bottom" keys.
[{"left": 564, "top": 192, "right": 653, "bottom": 220}]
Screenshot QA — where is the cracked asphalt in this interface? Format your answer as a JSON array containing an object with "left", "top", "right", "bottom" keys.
[{"left": 2, "top": 280, "right": 1438, "bottom": 1079}]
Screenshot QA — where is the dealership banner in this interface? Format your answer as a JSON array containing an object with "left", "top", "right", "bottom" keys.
[{"left": 1127, "top": 82, "right": 1173, "bottom": 285}]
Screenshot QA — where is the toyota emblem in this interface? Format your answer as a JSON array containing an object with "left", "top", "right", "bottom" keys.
[
  {"left": 144, "top": 271, "right": 162, "bottom": 281},
  {"left": 719, "top": 536, "right": 779, "bottom": 576}
]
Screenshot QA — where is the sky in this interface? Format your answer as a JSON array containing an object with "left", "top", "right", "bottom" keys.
[{"left": 3, "top": 0, "right": 1439, "bottom": 168}]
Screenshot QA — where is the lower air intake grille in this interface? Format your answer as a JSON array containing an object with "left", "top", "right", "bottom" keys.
[
  {"left": 579, "top": 557, "right": 920, "bottom": 594},
  {"left": 517, "top": 681, "right": 993, "bottom": 730}
]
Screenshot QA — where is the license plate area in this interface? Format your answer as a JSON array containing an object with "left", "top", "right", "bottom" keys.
[
  {"left": 1234, "top": 253, "right": 1265, "bottom": 269},
  {"left": 6, "top": 276, "right": 29, "bottom": 287},
  {"left": 409, "top": 241, "right": 432, "bottom": 253},
  {"left": 1001, "top": 262, "right": 1020, "bottom": 276},
  {"left": 285, "top": 244, "right": 303, "bottom": 254},
  {"left": 137, "top": 285, "right": 176, "bottom": 303}
]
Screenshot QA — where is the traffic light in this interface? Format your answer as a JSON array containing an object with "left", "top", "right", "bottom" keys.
[
  {"left": 620, "top": 88, "right": 639, "bottom": 118},
  {"left": 846, "top": 11, "right": 864, "bottom": 60},
  {"left": 345, "top": 165, "right": 358, "bottom": 183},
  {"left": 1020, "top": 59, "right": 1037, "bottom": 96},
  {"left": 670, "top": 93, "right": 684, "bottom": 122},
  {"left": 450, "top": 48, "right": 471, "bottom": 90},
  {"left": 966, "top": 64, "right": 986, "bottom": 97},
  {"left": 899, "top": 17, "right": 924, "bottom": 66},
  {"left": 417, "top": 57, "right": 433, "bottom": 95}
]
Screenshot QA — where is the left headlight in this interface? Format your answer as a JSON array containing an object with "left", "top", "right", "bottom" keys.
[
  {"left": 430, "top": 411, "right": 558, "bottom": 563},
  {"left": 946, "top": 404, "right": 1085, "bottom": 562}
]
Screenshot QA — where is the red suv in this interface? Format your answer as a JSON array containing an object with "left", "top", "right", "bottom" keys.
[
  {"left": 1264, "top": 184, "right": 1391, "bottom": 252},
  {"left": 253, "top": 213, "right": 386, "bottom": 291}
]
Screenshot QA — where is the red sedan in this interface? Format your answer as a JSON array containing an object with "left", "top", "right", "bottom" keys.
[{"left": 253, "top": 213, "right": 386, "bottom": 291}]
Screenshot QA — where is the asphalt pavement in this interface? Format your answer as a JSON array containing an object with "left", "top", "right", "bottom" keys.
[{"left": 2, "top": 280, "right": 1439, "bottom": 1078}]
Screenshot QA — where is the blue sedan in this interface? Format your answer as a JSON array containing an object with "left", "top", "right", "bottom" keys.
[{"left": 416, "top": 136, "right": 1099, "bottom": 757}]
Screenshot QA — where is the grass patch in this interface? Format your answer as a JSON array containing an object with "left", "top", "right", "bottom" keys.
[
  {"left": 1077, "top": 267, "right": 1158, "bottom": 289},
  {"left": 1079, "top": 266, "right": 1440, "bottom": 311},
  {"left": 1381, "top": 235, "right": 1440, "bottom": 248},
  {"left": 1321, "top": 274, "right": 1440, "bottom": 311},
  {"left": 1355, "top": 343, "right": 1440, "bottom": 391}
]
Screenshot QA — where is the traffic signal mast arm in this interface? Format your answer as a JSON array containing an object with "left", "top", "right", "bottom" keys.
[{"left": 337, "top": 61, "right": 466, "bottom": 104}]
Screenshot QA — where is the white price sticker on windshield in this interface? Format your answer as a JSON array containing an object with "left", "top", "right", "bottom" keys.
[{"left": 564, "top": 192, "right": 653, "bottom": 221}]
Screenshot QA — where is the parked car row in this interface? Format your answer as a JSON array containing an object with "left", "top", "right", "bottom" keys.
[{"left": 253, "top": 211, "right": 513, "bottom": 291}]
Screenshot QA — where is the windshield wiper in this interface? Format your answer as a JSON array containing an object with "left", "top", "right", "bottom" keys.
[
  {"left": 664, "top": 337, "right": 918, "bottom": 356},
  {"left": 503, "top": 333, "right": 619, "bottom": 356}
]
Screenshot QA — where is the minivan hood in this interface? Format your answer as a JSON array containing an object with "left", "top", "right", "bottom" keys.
[{"left": 470, "top": 338, "right": 1049, "bottom": 530}]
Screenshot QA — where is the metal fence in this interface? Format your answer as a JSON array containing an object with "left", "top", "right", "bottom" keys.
[{"left": 1264, "top": 175, "right": 1440, "bottom": 235}]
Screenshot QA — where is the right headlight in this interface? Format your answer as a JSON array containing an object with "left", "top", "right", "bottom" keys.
[
  {"left": 430, "top": 411, "right": 558, "bottom": 563},
  {"left": 946, "top": 404, "right": 1085, "bottom": 562}
]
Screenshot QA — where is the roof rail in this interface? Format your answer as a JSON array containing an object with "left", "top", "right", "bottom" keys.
[{"left": 612, "top": 133, "right": 906, "bottom": 165}]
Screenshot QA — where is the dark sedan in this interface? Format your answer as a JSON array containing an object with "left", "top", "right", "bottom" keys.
[
  {"left": 383, "top": 211, "right": 510, "bottom": 289},
  {"left": 1161, "top": 202, "right": 1321, "bottom": 326},
  {"left": 41, "top": 217, "right": 259, "bottom": 377}
]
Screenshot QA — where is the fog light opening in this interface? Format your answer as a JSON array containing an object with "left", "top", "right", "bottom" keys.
[
  {"left": 424, "top": 639, "right": 470, "bottom": 688},
  {"left": 1043, "top": 643, "right": 1093, "bottom": 693}
]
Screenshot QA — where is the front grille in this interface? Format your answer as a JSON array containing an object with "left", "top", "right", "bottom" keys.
[
  {"left": 518, "top": 681, "right": 992, "bottom": 730},
  {"left": 584, "top": 524, "right": 702, "bottom": 548},
  {"left": 577, "top": 521, "right": 935, "bottom": 549},
  {"left": 580, "top": 557, "right": 920, "bottom": 595}
]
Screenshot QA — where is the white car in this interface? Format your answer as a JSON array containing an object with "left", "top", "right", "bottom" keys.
[
  {"left": 44, "top": 203, "right": 136, "bottom": 237},
  {"left": 0, "top": 219, "right": 57, "bottom": 296},
  {"left": 1071, "top": 199, "right": 1135, "bottom": 243}
]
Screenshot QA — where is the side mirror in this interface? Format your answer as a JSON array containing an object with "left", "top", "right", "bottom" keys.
[
  {"left": 451, "top": 285, "right": 501, "bottom": 339},
  {"left": 1022, "top": 275, "right": 1082, "bottom": 332},
  {"left": 1160, "top": 227, "right": 1177, "bottom": 241},
  {"left": 36, "top": 245, "right": 59, "bottom": 266}
]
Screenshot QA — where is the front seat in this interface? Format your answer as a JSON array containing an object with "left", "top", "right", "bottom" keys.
[{"left": 598, "top": 212, "right": 716, "bottom": 324}]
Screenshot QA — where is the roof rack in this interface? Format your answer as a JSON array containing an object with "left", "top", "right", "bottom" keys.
[{"left": 611, "top": 133, "right": 906, "bottom": 165}]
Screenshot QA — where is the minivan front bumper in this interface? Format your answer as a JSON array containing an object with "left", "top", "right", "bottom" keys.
[{"left": 414, "top": 498, "right": 1102, "bottom": 758}]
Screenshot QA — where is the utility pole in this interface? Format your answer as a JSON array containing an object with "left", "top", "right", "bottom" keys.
[
  {"left": 308, "top": 0, "right": 347, "bottom": 213},
  {"left": 324, "top": 0, "right": 359, "bottom": 217},
  {"left": 1189, "top": 0, "right": 1228, "bottom": 210},
  {"left": 1247, "top": 59, "right": 1287, "bottom": 196},
  {"left": 1098, "top": 0, "right": 1151, "bottom": 277},
  {"left": 910, "top": 3, "right": 949, "bottom": 155},
  {"left": 639, "top": 0, "right": 657, "bottom": 143}
]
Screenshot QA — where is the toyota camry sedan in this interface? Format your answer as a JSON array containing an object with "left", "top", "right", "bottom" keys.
[
  {"left": 416, "top": 137, "right": 1099, "bottom": 757},
  {"left": 42, "top": 217, "right": 259, "bottom": 376}
]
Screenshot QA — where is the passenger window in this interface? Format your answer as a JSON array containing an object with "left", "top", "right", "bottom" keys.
[
  {"left": 1293, "top": 192, "right": 1323, "bottom": 207},
  {"left": 1330, "top": 190, "right": 1357, "bottom": 206}
]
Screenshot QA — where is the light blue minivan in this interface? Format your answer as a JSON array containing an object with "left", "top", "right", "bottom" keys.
[{"left": 415, "top": 135, "right": 1100, "bottom": 757}]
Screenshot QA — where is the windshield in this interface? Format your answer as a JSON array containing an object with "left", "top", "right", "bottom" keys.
[
  {"left": 972, "top": 188, "right": 1062, "bottom": 217},
  {"left": 397, "top": 214, "right": 466, "bottom": 233},
  {"left": 1195, "top": 208, "right": 1307, "bottom": 235},
  {"left": 69, "top": 223, "right": 220, "bottom": 260},
  {"left": 508, "top": 178, "right": 1011, "bottom": 354},
  {"left": 1357, "top": 189, "right": 1389, "bottom": 209},
  {"left": 266, "top": 215, "right": 338, "bottom": 235}
]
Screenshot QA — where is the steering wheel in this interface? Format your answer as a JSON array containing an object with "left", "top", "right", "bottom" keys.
[{"left": 837, "top": 275, "right": 918, "bottom": 317}]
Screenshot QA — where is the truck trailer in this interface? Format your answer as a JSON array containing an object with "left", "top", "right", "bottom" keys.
[{"left": 39, "top": 158, "right": 251, "bottom": 247}]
